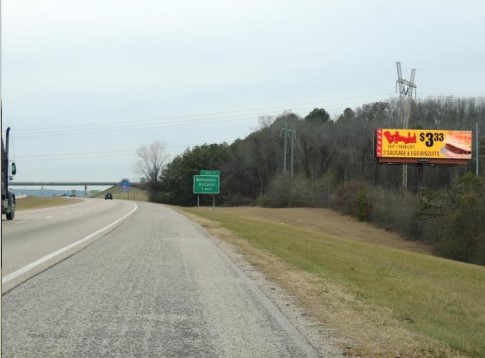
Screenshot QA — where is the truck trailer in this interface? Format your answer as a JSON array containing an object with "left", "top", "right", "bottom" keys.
[{"left": 2, "top": 127, "right": 17, "bottom": 220}]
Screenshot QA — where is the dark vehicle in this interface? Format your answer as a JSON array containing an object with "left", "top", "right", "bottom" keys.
[{"left": 105, "top": 193, "right": 113, "bottom": 200}]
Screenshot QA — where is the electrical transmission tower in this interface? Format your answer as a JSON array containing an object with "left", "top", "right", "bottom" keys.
[{"left": 396, "top": 62, "right": 417, "bottom": 189}]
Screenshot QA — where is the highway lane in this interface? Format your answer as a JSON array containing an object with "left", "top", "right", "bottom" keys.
[
  {"left": 2, "top": 198, "right": 137, "bottom": 291},
  {"left": 2, "top": 202, "right": 329, "bottom": 357}
]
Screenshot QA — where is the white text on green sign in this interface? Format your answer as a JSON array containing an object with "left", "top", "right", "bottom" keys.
[{"left": 193, "top": 175, "right": 220, "bottom": 194}]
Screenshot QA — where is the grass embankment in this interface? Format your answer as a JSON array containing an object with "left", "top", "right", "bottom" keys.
[
  {"left": 91, "top": 186, "right": 149, "bottom": 201},
  {"left": 182, "top": 207, "right": 484, "bottom": 358},
  {"left": 16, "top": 197, "right": 82, "bottom": 210}
]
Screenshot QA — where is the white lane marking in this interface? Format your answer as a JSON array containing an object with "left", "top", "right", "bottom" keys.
[
  {"left": 65, "top": 212, "right": 71, "bottom": 215},
  {"left": 46, "top": 216, "right": 54, "bottom": 220},
  {"left": 2, "top": 203, "right": 138, "bottom": 286},
  {"left": 14, "top": 221, "right": 26, "bottom": 225}
]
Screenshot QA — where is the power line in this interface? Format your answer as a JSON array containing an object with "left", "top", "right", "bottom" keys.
[
  {"left": 420, "top": 92, "right": 485, "bottom": 96},
  {"left": 16, "top": 148, "right": 135, "bottom": 159},
  {"left": 19, "top": 92, "right": 483, "bottom": 139},
  {"left": 13, "top": 93, "right": 395, "bottom": 138},
  {"left": 14, "top": 142, "right": 228, "bottom": 161}
]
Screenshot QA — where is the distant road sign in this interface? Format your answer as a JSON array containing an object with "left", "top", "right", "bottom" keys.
[
  {"left": 119, "top": 180, "right": 132, "bottom": 192},
  {"left": 193, "top": 175, "right": 220, "bottom": 194},
  {"left": 200, "top": 170, "right": 220, "bottom": 176}
]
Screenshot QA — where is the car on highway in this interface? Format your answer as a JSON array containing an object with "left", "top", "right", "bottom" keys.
[{"left": 104, "top": 193, "right": 113, "bottom": 200}]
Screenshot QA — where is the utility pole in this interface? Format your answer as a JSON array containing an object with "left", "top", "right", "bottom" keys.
[
  {"left": 477, "top": 123, "right": 480, "bottom": 177},
  {"left": 290, "top": 121, "right": 296, "bottom": 177},
  {"left": 282, "top": 118, "right": 296, "bottom": 177},
  {"left": 396, "top": 62, "right": 417, "bottom": 190},
  {"left": 476, "top": 123, "right": 485, "bottom": 177},
  {"left": 283, "top": 121, "right": 288, "bottom": 174}
]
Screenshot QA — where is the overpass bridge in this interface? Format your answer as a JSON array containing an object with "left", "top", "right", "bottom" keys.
[
  {"left": 10, "top": 182, "right": 138, "bottom": 197},
  {"left": 12, "top": 182, "right": 120, "bottom": 186}
]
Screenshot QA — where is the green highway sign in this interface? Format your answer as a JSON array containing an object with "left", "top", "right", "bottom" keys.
[
  {"left": 193, "top": 175, "right": 220, "bottom": 194},
  {"left": 200, "top": 170, "right": 220, "bottom": 176}
]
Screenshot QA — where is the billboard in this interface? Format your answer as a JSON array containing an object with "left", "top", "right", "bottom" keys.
[{"left": 376, "top": 129, "right": 472, "bottom": 164}]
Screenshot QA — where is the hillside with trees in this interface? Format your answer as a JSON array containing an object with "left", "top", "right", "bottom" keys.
[{"left": 137, "top": 97, "right": 485, "bottom": 265}]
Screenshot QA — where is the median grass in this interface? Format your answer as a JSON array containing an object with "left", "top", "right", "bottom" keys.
[
  {"left": 16, "top": 196, "right": 82, "bottom": 210},
  {"left": 181, "top": 207, "right": 484, "bottom": 358}
]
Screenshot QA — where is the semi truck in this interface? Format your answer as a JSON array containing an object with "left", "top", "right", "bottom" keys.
[{"left": 2, "top": 127, "right": 17, "bottom": 220}]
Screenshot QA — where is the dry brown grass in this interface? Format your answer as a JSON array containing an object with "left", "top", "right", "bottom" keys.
[{"left": 227, "top": 207, "right": 432, "bottom": 254}]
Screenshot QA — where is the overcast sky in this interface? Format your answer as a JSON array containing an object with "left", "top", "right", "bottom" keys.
[{"left": 3, "top": 0, "right": 485, "bottom": 184}]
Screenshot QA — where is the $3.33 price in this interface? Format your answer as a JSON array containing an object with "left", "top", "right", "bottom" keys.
[{"left": 420, "top": 132, "right": 444, "bottom": 147}]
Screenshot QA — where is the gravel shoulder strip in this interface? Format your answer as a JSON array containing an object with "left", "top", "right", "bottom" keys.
[{"left": 184, "top": 212, "right": 345, "bottom": 358}]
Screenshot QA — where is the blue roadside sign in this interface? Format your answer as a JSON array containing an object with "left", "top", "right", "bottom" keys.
[{"left": 119, "top": 180, "right": 132, "bottom": 192}]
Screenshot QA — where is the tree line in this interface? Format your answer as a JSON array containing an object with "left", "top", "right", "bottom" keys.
[{"left": 137, "top": 96, "right": 485, "bottom": 265}]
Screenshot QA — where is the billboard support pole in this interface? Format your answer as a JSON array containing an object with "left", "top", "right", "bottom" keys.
[{"left": 476, "top": 123, "right": 479, "bottom": 177}]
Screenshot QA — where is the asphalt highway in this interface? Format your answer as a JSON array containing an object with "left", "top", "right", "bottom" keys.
[
  {"left": 2, "top": 198, "right": 137, "bottom": 292},
  {"left": 2, "top": 201, "right": 325, "bottom": 357}
]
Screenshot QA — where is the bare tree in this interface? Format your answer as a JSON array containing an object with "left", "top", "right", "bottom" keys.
[{"left": 135, "top": 141, "right": 170, "bottom": 192}]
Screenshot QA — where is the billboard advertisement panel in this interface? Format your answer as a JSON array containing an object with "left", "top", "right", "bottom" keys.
[{"left": 376, "top": 129, "right": 472, "bottom": 162}]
